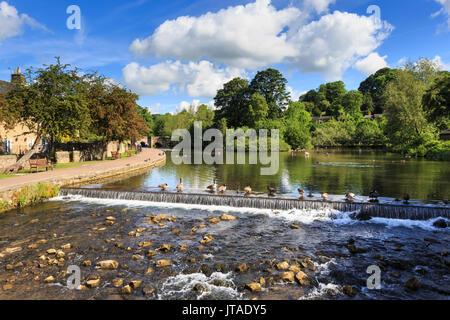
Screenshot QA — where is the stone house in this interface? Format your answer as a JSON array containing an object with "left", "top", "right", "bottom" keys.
[{"left": 0, "top": 69, "right": 39, "bottom": 156}]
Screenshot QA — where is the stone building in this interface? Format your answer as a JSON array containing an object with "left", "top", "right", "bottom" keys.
[{"left": 0, "top": 68, "right": 38, "bottom": 155}]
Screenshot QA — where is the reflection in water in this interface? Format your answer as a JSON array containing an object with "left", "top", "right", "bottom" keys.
[{"left": 103, "top": 150, "right": 449, "bottom": 203}]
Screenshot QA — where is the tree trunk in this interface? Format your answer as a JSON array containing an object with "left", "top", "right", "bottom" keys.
[{"left": 3, "top": 136, "right": 42, "bottom": 174}]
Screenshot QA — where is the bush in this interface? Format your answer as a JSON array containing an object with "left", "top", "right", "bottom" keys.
[{"left": 425, "top": 140, "right": 450, "bottom": 161}]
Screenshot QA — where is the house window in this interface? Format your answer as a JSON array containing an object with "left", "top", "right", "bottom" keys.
[
  {"left": 5, "top": 139, "right": 12, "bottom": 154},
  {"left": 27, "top": 138, "right": 34, "bottom": 150}
]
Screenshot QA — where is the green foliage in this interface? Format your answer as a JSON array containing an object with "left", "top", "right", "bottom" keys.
[
  {"left": 425, "top": 140, "right": 450, "bottom": 161},
  {"left": 358, "top": 67, "right": 399, "bottom": 114},
  {"left": 12, "top": 183, "right": 60, "bottom": 209},
  {"left": 422, "top": 71, "right": 450, "bottom": 131},
  {"left": 214, "top": 77, "right": 249, "bottom": 128},
  {"left": 383, "top": 70, "right": 437, "bottom": 155},
  {"left": 249, "top": 68, "right": 290, "bottom": 119},
  {"left": 1, "top": 59, "right": 90, "bottom": 140},
  {"left": 283, "top": 102, "right": 312, "bottom": 149}
]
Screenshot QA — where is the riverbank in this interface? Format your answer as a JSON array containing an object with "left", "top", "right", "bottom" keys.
[{"left": 0, "top": 148, "right": 166, "bottom": 213}]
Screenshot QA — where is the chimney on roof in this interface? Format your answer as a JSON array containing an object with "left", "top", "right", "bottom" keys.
[{"left": 11, "top": 67, "right": 25, "bottom": 85}]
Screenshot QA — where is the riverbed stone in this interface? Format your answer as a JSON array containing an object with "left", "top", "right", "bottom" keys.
[
  {"left": 245, "top": 282, "right": 262, "bottom": 293},
  {"left": 281, "top": 271, "right": 295, "bottom": 282},
  {"left": 97, "top": 260, "right": 119, "bottom": 270},
  {"left": 295, "top": 271, "right": 313, "bottom": 287},
  {"left": 112, "top": 279, "right": 123, "bottom": 287},
  {"left": 44, "top": 276, "right": 55, "bottom": 283},
  {"left": 158, "top": 244, "right": 172, "bottom": 252},
  {"left": 220, "top": 214, "right": 236, "bottom": 221},
  {"left": 433, "top": 219, "right": 448, "bottom": 229},
  {"left": 82, "top": 260, "right": 92, "bottom": 267},
  {"left": 209, "top": 218, "right": 220, "bottom": 224},
  {"left": 130, "top": 280, "right": 142, "bottom": 289},
  {"left": 120, "top": 285, "right": 132, "bottom": 294},
  {"left": 405, "top": 278, "right": 421, "bottom": 291},
  {"left": 236, "top": 263, "right": 248, "bottom": 273},
  {"left": 86, "top": 279, "right": 101, "bottom": 288},
  {"left": 343, "top": 285, "right": 357, "bottom": 297},
  {"left": 200, "top": 235, "right": 214, "bottom": 244},
  {"left": 156, "top": 259, "right": 172, "bottom": 267},
  {"left": 276, "top": 261, "right": 290, "bottom": 270}
]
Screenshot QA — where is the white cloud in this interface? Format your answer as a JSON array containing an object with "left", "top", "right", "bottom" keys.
[
  {"left": 355, "top": 52, "right": 388, "bottom": 76},
  {"left": 433, "top": 0, "right": 450, "bottom": 28},
  {"left": 0, "top": 1, "right": 46, "bottom": 43},
  {"left": 287, "top": 86, "right": 303, "bottom": 101},
  {"left": 303, "top": 0, "right": 336, "bottom": 14},
  {"left": 288, "top": 11, "right": 393, "bottom": 80},
  {"left": 128, "top": 0, "right": 393, "bottom": 83},
  {"left": 432, "top": 55, "right": 450, "bottom": 70},
  {"left": 123, "top": 60, "right": 245, "bottom": 98},
  {"left": 130, "top": 0, "right": 300, "bottom": 69}
]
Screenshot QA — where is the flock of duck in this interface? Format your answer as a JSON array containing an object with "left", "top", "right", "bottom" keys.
[{"left": 157, "top": 180, "right": 432, "bottom": 205}]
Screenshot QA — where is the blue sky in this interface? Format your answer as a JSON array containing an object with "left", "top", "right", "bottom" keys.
[{"left": 0, "top": 0, "right": 449, "bottom": 114}]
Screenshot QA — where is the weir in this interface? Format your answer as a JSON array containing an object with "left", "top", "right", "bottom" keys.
[{"left": 58, "top": 188, "right": 450, "bottom": 221}]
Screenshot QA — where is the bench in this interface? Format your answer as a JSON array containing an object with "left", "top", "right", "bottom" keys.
[
  {"left": 29, "top": 159, "right": 53, "bottom": 173},
  {"left": 111, "top": 151, "right": 120, "bottom": 160}
]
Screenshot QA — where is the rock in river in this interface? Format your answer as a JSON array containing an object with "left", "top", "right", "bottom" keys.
[
  {"left": 220, "top": 214, "right": 236, "bottom": 221},
  {"left": 97, "top": 260, "right": 119, "bottom": 270},
  {"left": 405, "top": 278, "right": 421, "bottom": 291},
  {"left": 281, "top": 271, "right": 295, "bottom": 282},
  {"left": 156, "top": 259, "right": 172, "bottom": 267},
  {"left": 245, "top": 282, "right": 262, "bottom": 293},
  {"left": 276, "top": 261, "right": 290, "bottom": 270}
]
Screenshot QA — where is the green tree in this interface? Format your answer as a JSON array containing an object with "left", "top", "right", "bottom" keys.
[
  {"left": 249, "top": 68, "right": 290, "bottom": 119},
  {"left": 383, "top": 70, "right": 436, "bottom": 155},
  {"left": 136, "top": 105, "right": 154, "bottom": 134},
  {"left": 422, "top": 71, "right": 450, "bottom": 131},
  {"left": 247, "top": 93, "right": 269, "bottom": 128},
  {"left": 214, "top": 77, "right": 249, "bottom": 128},
  {"left": 86, "top": 76, "right": 149, "bottom": 152},
  {"left": 283, "top": 102, "right": 312, "bottom": 149},
  {"left": 341, "top": 90, "right": 363, "bottom": 116},
  {"left": 0, "top": 59, "right": 90, "bottom": 173},
  {"left": 358, "top": 67, "right": 399, "bottom": 114}
]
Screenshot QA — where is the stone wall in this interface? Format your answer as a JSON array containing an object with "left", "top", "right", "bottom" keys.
[
  {"left": 56, "top": 152, "right": 70, "bottom": 164},
  {"left": 0, "top": 155, "right": 17, "bottom": 171}
]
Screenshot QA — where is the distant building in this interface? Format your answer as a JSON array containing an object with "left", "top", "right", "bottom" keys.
[
  {"left": 0, "top": 68, "right": 38, "bottom": 155},
  {"left": 440, "top": 129, "right": 450, "bottom": 141}
]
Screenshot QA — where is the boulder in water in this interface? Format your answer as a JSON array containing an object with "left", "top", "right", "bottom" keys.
[
  {"left": 97, "top": 260, "right": 119, "bottom": 270},
  {"left": 236, "top": 263, "right": 248, "bottom": 273},
  {"left": 433, "top": 219, "right": 448, "bottom": 229},
  {"left": 405, "top": 278, "right": 421, "bottom": 291},
  {"left": 343, "top": 285, "right": 357, "bottom": 297},
  {"left": 276, "top": 261, "right": 290, "bottom": 270},
  {"left": 245, "top": 282, "right": 262, "bottom": 293},
  {"left": 156, "top": 259, "right": 172, "bottom": 267},
  {"left": 221, "top": 214, "right": 236, "bottom": 221},
  {"left": 281, "top": 271, "right": 295, "bottom": 282},
  {"left": 355, "top": 212, "right": 372, "bottom": 221}
]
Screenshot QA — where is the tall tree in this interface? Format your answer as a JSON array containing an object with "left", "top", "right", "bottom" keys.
[
  {"left": 249, "top": 68, "right": 290, "bottom": 119},
  {"left": 422, "top": 71, "right": 450, "bottom": 131},
  {"left": 214, "top": 77, "right": 249, "bottom": 128},
  {"left": 283, "top": 102, "right": 312, "bottom": 149},
  {"left": 0, "top": 59, "right": 90, "bottom": 173},
  {"left": 86, "top": 76, "right": 148, "bottom": 152},
  {"left": 383, "top": 70, "right": 435, "bottom": 155},
  {"left": 358, "top": 67, "right": 399, "bottom": 114}
]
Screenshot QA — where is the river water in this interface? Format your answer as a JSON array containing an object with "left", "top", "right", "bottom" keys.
[{"left": 0, "top": 150, "right": 448, "bottom": 300}]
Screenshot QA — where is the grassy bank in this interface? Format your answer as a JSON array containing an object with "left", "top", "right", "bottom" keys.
[{"left": 0, "top": 183, "right": 60, "bottom": 213}]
